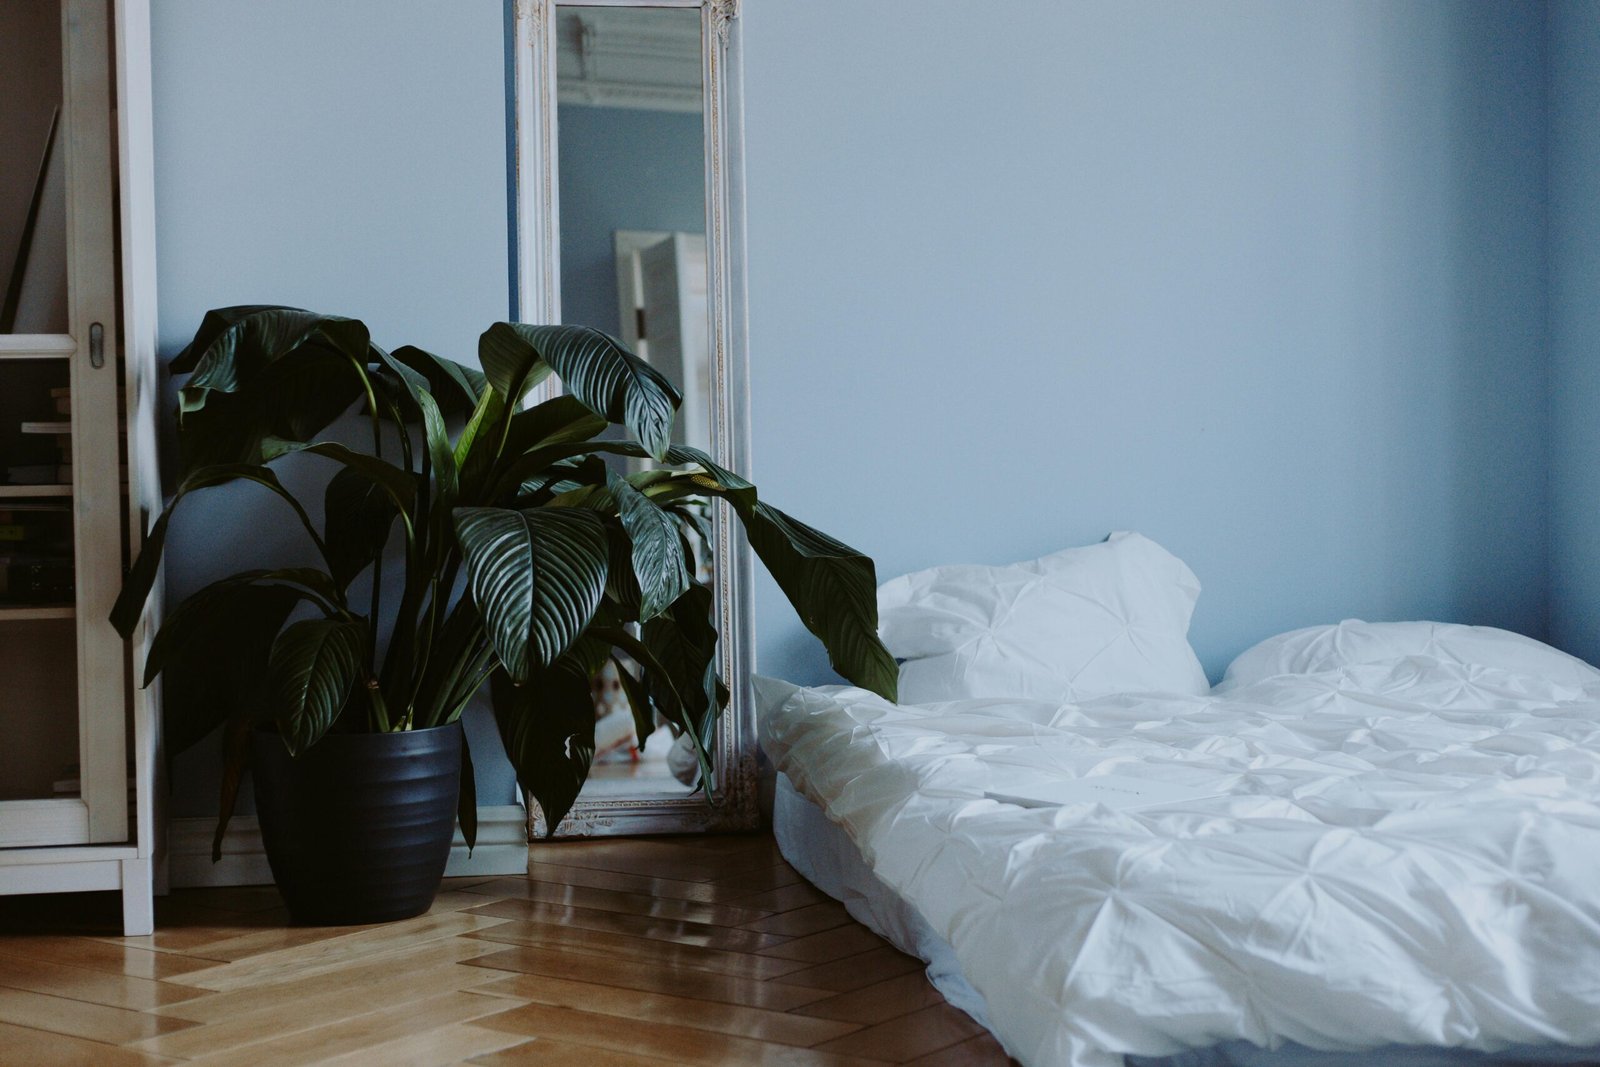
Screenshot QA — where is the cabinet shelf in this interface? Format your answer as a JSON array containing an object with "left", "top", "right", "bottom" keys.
[
  {"left": 0, "top": 336, "right": 77, "bottom": 361},
  {"left": 0, "top": 605, "right": 75, "bottom": 622},
  {"left": 0, "top": 484, "right": 72, "bottom": 498}
]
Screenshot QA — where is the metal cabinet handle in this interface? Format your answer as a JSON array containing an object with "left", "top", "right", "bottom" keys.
[{"left": 89, "top": 321, "right": 104, "bottom": 368}]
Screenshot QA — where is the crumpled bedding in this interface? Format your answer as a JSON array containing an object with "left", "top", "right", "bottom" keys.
[{"left": 757, "top": 653, "right": 1600, "bottom": 1067}]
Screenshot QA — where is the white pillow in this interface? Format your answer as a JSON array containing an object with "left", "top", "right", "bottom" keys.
[
  {"left": 877, "top": 531, "right": 1211, "bottom": 705},
  {"left": 1220, "top": 619, "right": 1600, "bottom": 689}
]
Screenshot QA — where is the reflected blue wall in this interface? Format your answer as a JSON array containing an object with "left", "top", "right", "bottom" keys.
[{"left": 557, "top": 104, "right": 706, "bottom": 335}]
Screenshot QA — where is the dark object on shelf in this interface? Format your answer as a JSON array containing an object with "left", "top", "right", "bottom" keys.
[
  {"left": 250, "top": 721, "right": 462, "bottom": 925},
  {"left": 0, "top": 557, "right": 74, "bottom": 602},
  {"left": 1, "top": 108, "right": 61, "bottom": 333}
]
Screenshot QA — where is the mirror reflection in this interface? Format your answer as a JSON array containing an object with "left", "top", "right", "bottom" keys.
[
  {"left": 556, "top": 4, "right": 712, "bottom": 798},
  {"left": 1, "top": 0, "right": 67, "bottom": 334}
]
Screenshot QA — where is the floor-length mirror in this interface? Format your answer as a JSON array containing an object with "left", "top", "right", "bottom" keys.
[{"left": 515, "top": 0, "right": 753, "bottom": 834}]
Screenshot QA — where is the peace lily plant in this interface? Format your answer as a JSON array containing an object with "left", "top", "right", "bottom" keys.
[{"left": 111, "top": 306, "right": 898, "bottom": 855}]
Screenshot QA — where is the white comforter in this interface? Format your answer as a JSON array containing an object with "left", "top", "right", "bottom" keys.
[{"left": 758, "top": 656, "right": 1600, "bottom": 1067}]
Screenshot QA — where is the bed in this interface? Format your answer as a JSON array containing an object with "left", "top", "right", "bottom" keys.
[{"left": 757, "top": 534, "right": 1600, "bottom": 1067}]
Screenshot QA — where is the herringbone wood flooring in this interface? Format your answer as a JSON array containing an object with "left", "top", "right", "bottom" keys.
[{"left": 0, "top": 834, "right": 1014, "bottom": 1065}]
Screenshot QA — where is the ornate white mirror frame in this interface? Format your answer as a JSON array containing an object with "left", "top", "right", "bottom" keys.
[{"left": 508, "top": 0, "right": 756, "bottom": 837}]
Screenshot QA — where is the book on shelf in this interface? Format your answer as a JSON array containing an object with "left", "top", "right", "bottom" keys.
[
  {"left": 1, "top": 464, "right": 64, "bottom": 485},
  {"left": 19, "top": 420, "right": 71, "bottom": 435}
]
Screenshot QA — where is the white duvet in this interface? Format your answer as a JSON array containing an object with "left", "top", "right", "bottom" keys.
[{"left": 759, "top": 646, "right": 1600, "bottom": 1067}]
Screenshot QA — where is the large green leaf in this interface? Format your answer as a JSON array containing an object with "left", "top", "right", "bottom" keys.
[
  {"left": 371, "top": 346, "right": 457, "bottom": 508},
  {"left": 263, "top": 438, "right": 417, "bottom": 517},
  {"left": 489, "top": 639, "right": 608, "bottom": 835},
  {"left": 611, "top": 474, "right": 690, "bottom": 622},
  {"left": 149, "top": 582, "right": 305, "bottom": 755},
  {"left": 212, "top": 714, "right": 256, "bottom": 863},
  {"left": 459, "top": 394, "right": 606, "bottom": 505},
  {"left": 479, "top": 323, "right": 680, "bottom": 460},
  {"left": 268, "top": 618, "right": 365, "bottom": 756},
  {"left": 641, "top": 584, "right": 724, "bottom": 784},
  {"left": 742, "top": 503, "right": 899, "bottom": 702},
  {"left": 324, "top": 467, "right": 400, "bottom": 588},
  {"left": 611, "top": 653, "right": 657, "bottom": 754},
  {"left": 144, "top": 567, "right": 342, "bottom": 688},
  {"left": 388, "top": 344, "right": 486, "bottom": 415},
  {"left": 453, "top": 506, "right": 610, "bottom": 683},
  {"left": 111, "top": 463, "right": 330, "bottom": 638},
  {"left": 593, "top": 624, "right": 713, "bottom": 785},
  {"left": 173, "top": 307, "right": 372, "bottom": 471},
  {"left": 458, "top": 731, "right": 478, "bottom": 853}
]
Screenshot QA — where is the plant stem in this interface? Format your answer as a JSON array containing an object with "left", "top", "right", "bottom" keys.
[{"left": 366, "top": 678, "right": 391, "bottom": 732}]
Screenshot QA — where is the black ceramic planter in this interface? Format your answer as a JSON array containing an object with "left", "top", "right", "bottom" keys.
[{"left": 251, "top": 722, "right": 462, "bottom": 926}]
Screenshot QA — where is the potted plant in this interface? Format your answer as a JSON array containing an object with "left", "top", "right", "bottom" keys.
[{"left": 111, "top": 306, "right": 897, "bottom": 925}]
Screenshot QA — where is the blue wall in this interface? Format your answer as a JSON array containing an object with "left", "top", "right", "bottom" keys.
[
  {"left": 1549, "top": 1, "right": 1600, "bottom": 664},
  {"left": 558, "top": 104, "right": 706, "bottom": 335},
  {"left": 742, "top": 1, "right": 1552, "bottom": 683},
  {"left": 146, "top": 2, "right": 1582, "bottom": 817},
  {"left": 149, "top": 0, "right": 515, "bottom": 815}
]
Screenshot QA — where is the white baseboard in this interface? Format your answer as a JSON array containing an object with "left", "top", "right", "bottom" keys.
[{"left": 167, "top": 805, "right": 529, "bottom": 889}]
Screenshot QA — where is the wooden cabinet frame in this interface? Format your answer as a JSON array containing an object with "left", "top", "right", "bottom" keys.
[{"left": 0, "top": 0, "right": 162, "bottom": 936}]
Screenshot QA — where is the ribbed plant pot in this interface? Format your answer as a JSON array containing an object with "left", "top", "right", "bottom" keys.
[{"left": 251, "top": 722, "right": 461, "bottom": 926}]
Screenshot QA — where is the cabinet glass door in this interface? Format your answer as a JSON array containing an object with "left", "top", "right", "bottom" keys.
[{"left": 0, "top": 0, "right": 126, "bottom": 847}]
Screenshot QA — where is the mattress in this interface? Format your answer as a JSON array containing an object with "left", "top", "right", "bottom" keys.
[{"left": 758, "top": 653, "right": 1600, "bottom": 1067}]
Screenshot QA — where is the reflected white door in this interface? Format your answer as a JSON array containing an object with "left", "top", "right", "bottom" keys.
[{"left": 635, "top": 232, "right": 708, "bottom": 450}]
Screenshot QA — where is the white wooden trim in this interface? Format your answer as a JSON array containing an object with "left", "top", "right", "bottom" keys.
[
  {"left": 0, "top": 0, "right": 160, "bottom": 938},
  {"left": 512, "top": 0, "right": 559, "bottom": 329},
  {"left": 120, "top": 857, "right": 154, "bottom": 935},
  {"left": 0, "top": 484, "right": 73, "bottom": 498},
  {"left": 0, "top": 605, "right": 75, "bottom": 622},
  {"left": 0, "top": 856, "right": 125, "bottom": 896},
  {"left": 0, "top": 334, "right": 76, "bottom": 358},
  {"left": 0, "top": 844, "right": 138, "bottom": 866},
  {"left": 515, "top": 0, "right": 755, "bottom": 839},
  {"left": 0, "top": 798, "right": 90, "bottom": 848},
  {"left": 62, "top": 0, "right": 128, "bottom": 844},
  {"left": 166, "top": 806, "right": 531, "bottom": 888},
  {"left": 115, "top": 0, "right": 165, "bottom": 884}
]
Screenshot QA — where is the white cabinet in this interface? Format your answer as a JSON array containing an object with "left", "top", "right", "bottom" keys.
[{"left": 0, "top": 0, "right": 160, "bottom": 936}]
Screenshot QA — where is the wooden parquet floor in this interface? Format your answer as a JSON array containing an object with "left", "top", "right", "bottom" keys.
[{"left": 0, "top": 833, "right": 1014, "bottom": 1066}]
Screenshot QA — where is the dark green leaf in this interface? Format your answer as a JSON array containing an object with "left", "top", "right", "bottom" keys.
[
  {"left": 489, "top": 653, "right": 598, "bottom": 836},
  {"left": 389, "top": 344, "right": 486, "bottom": 415},
  {"left": 611, "top": 474, "right": 690, "bottom": 621},
  {"left": 263, "top": 437, "right": 417, "bottom": 518},
  {"left": 111, "top": 463, "right": 329, "bottom": 638},
  {"left": 268, "top": 618, "right": 365, "bottom": 755},
  {"left": 173, "top": 307, "right": 371, "bottom": 471},
  {"left": 453, "top": 506, "right": 610, "bottom": 683},
  {"left": 642, "top": 583, "right": 723, "bottom": 735},
  {"left": 458, "top": 731, "right": 478, "bottom": 853},
  {"left": 371, "top": 346, "right": 457, "bottom": 516},
  {"left": 742, "top": 503, "right": 899, "bottom": 702},
  {"left": 152, "top": 582, "right": 304, "bottom": 755},
  {"left": 611, "top": 654, "right": 657, "bottom": 753},
  {"left": 212, "top": 714, "right": 256, "bottom": 863},
  {"left": 479, "top": 323, "right": 680, "bottom": 460},
  {"left": 324, "top": 467, "right": 400, "bottom": 588}
]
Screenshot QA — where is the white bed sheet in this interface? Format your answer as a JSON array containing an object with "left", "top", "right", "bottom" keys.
[{"left": 758, "top": 653, "right": 1600, "bottom": 1067}]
